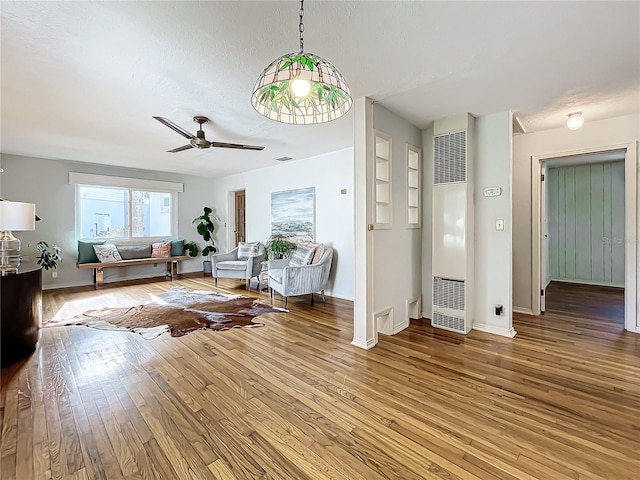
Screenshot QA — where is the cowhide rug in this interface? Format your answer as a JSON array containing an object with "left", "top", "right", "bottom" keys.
[{"left": 45, "top": 286, "right": 286, "bottom": 339}]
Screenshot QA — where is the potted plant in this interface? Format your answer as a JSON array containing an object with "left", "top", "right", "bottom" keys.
[
  {"left": 184, "top": 241, "right": 200, "bottom": 258},
  {"left": 192, "top": 207, "right": 217, "bottom": 273},
  {"left": 264, "top": 235, "right": 294, "bottom": 261},
  {"left": 36, "top": 241, "right": 62, "bottom": 270}
]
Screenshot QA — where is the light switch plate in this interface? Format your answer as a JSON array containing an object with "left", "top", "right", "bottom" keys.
[
  {"left": 484, "top": 187, "right": 502, "bottom": 197},
  {"left": 496, "top": 219, "right": 504, "bottom": 231}
]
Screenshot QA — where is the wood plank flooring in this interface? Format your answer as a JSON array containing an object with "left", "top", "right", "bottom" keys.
[
  {"left": 545, "top": 281, "right": 625, "bottom": 329},
  {"left": 1, "top": 274, "right": 639, "bottom": 479}
]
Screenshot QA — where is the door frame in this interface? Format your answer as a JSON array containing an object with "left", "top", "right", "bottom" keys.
[
  {"left": 531, "top": 142, "right": 638, "bottom": 332},
  {"left": 226, "top": 187, "right": 246, "bottom": 252}
]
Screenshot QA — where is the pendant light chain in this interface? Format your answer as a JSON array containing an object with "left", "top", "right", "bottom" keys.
[
  {"left": 252, "top": 0, "right": 352, "bottom": 124},
  {"left": 299, "top": 0, "right": 305, "bottom": 53}
]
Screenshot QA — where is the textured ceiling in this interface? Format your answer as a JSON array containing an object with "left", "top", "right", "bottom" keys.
[{"left": 1, "top": 1, "right": 638, "bottom": 177}]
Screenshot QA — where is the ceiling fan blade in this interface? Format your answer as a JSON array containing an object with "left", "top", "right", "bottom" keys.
[
  {"left": 153, "top": 116, "right": 195, "bottom": 140},
  {"left": 210, "top": 142, "right": 265, "bottom": 151},
  {"left": 167, "top": 144, "right": 194, "bottom": 153}
]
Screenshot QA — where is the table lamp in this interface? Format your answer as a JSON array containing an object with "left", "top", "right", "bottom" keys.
[{"left": 0, "top": 200, "right": 36, "bottom": 274}]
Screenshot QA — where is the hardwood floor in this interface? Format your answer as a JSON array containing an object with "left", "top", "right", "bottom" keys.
[
  {"left": 1, "top": 275, "right": 639, "bottom": 479},
  {"left": 545, "top": 281, "right": 625, "bottom": 328}
]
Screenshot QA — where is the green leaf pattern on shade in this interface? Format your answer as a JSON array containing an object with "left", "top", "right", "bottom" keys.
[
  {"left": 253, "top": 51, "right": 351, "bottom": 124},
  {"left": 259, "top": 81, "right": 348, "bottom": 119},
  {"left": 279, "top": 53, "right": 318, "bottom": 73}
]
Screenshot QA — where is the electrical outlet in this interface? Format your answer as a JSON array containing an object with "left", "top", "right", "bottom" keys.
[
  {"left": 494, "top": 304, "right": 503, "bottom": 316},
  {"left": 496, "top": 219, "right": 504, "bottom": 231},
  {"left": 52, "top": 271, "right": 58, "bottom": 279}
]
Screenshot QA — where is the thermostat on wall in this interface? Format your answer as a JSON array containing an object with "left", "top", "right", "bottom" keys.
[{"left": 483, "top": 187, "right": 502, "bottom": 197}]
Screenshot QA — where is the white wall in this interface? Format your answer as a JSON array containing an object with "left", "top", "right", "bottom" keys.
[
  {"left": 0, "top": 154, "right": 214, "bottom": 288},
  {"left": 352, "top": 97, "right": 375, "bottom": 348},
  {"left": 421, "top": 127, "right": 434, "bottom": 318},
  {"left": 513, "top": 114, "right": 640, "bottom": 310},
  {"left": 548, "top": 162, "right": 625, "bottom": 286},
  {"left": 371, "top": 104, "right": 423, "bottom": 334},
  {"left": 473, "top": 112, "right": 514, "bottom": 335},
  {"left": 209, "top": 148, "right": 354, "bottom": 301}
]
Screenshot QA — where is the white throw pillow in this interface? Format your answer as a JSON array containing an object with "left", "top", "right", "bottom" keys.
[
  {"left": 93, "top": 244, "right": 123, "bottom": 263},
  {"left": 289, "top": 243, "right": 315, "bottom": 266},
  {"left": 237, "top": 241, "right": 260, "bottom": 260}
]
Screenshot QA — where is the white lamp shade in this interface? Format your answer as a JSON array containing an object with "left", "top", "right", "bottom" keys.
[{"left": 0, "top": 201, "right": 36, "bottom": 231}]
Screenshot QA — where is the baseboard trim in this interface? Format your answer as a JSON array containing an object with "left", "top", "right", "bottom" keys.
[
  {"left": 43, "top": 280, "right": 94, "bottom": 291},
  {"left": 325, "top": 292, "right": 354, "bottom": 301},
  {"left": 551, "top": 278, "right": 624, "bottom": 288},
  {"left": 513, "top": 307, "right": 535, "bottom": 315},
  {"left": 351, "top": 337, "right": 377, "bottom": 350},
  {"left": 473, "top": 323, "right": 517, "bottom": 338},
  {"left": 392, "top": 320, "right": 409, "bottom": 335}
]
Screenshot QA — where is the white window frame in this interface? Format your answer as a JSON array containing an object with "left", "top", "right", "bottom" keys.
[{"left": 70, "top": 173, "right": 182, "bottom": 242}]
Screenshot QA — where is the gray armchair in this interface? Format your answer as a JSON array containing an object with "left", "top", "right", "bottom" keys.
[
  {"left": 268, "top": 247, "right": 333, "bottom": 308},
  {"left": 211, "top": 242, "right": 264, "bottom": 289}
]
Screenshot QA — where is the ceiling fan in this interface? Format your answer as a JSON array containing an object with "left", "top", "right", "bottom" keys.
[{"left": 153, "top": 116, "right": 265, "bottom": 153}]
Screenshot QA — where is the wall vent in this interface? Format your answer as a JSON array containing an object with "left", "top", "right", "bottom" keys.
[
  {"left": 433, "top": 277, "right": 465, "bottom": 310},
  {"left": 275, "top": 156, "right": 293, "bottom": 162},
  {"left": 434, "top": 131, "right": 466, "bottom": 184},
  {"left": 432, "top": 312, "right": 466, "bottom": 333}
]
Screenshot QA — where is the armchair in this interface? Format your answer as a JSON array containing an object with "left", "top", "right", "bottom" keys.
[
  {"left": 268, "top": 247, "right": 333, "bottom": 308},
  {"left": 211, "top": 242, "right": 264, "bottom": 289}
]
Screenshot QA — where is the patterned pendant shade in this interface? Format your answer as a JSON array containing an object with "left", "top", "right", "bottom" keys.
[
  {"left": 251, "top": 1, "right": 352, "bottom": 125},
  {"left": 252, "top": 52, "right": 352, "bottom": 125}
]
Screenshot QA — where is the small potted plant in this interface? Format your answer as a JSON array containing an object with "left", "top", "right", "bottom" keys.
[
  {"left": 184, "top": 241, "right": 200, "bottom": 258},
  {"left": 192, "top": 207, "right": 217, "bottom": 273},
  {"left": 36, "top": 241, "right": 62, "bottom": 270},
  {"left": 264, "top": 235, "right": 294, "bottom": 261}
]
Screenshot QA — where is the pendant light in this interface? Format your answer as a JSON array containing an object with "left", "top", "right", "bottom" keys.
[{"left": 251, "top": 0, "right": 352, "bottom": 125}]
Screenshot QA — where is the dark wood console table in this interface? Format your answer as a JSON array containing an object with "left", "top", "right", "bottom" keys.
[{"left": 1, "top": 265, "right": 42, "bottom": 366}]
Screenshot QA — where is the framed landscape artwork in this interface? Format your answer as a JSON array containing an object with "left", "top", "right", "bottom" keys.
[{"left": 271, "top": 187, "right": 315, "bottom": 243}]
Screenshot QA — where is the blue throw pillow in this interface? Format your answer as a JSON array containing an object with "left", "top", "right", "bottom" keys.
[
  {"left": 77, "top": 240, "right": 106, "bottom": 264},
  {"left": 170, "top": 239, "right": 185, "bottom": 256}
]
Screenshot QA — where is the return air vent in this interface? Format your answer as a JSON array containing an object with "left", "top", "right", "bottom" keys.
[
  {"left": 432, "top": 312, "right": 466, "bottom": 333},
  {"left": 434, "top": 131, "right": 466, "bottom": 184},
  {"left": 433, "top": 277, "right": 465, "bottom": 311}
]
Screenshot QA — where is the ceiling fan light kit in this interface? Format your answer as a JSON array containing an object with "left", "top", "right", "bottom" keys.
[
  {"left": 251, "top": 0, "right": 352, "bottom": 125},
  {"left": 153, "top": 116, "right": 265, "bottom": 153}
]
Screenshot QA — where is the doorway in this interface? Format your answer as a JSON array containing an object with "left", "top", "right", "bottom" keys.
[
  {"left": 531, "top": 144, "right": 637, "bottom": 332},
  {"left": 234, "top": 190, "right": 246, "bottom": 246}
]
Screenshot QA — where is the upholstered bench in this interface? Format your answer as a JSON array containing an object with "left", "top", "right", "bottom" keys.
[{"left": 76, "top": 240, "right": 189, "bottom": 286}]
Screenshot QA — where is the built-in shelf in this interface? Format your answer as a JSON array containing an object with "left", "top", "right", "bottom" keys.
[
  {"left": 374, "top": 133, "right": 392, "bottom": 228},
  {"left": 407, "top": 146, "right": 421, "bottom": 228}
]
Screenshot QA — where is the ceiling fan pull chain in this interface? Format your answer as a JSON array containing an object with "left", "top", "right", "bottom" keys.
[{"left": 299, "top": 0, "right": 304, "bottom": 53}]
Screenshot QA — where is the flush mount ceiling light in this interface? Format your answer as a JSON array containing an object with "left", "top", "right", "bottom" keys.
[
  {"left": 566, "top": 112, "right": 584, "bottom": 130},
  {"left": 251, "top": 0, "right": 352, "bottom": 125}
]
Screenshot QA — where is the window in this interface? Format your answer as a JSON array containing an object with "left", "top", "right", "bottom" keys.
[{"left": 70, "top": 173, "right": 183, "bottom": 241}]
